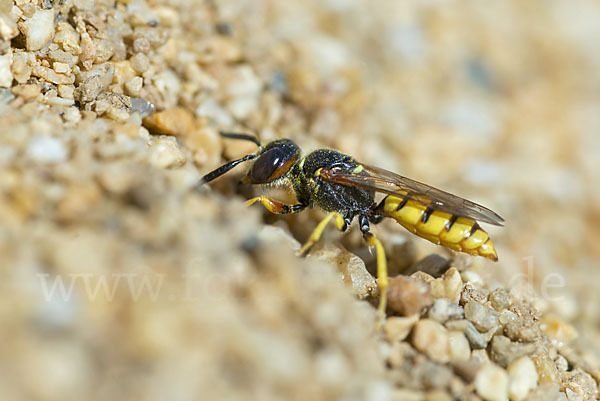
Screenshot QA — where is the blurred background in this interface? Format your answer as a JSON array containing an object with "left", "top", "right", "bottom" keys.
[{"left": 1, "top": 0, "right": 599, "bottom": 400}]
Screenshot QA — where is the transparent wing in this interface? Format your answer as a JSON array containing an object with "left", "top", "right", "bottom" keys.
[{"left": 319, "top": 163, "right": 504, "bottom": 226}]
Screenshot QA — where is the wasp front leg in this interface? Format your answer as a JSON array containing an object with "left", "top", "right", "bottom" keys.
[
  {"left": 297, "top": 211, "right": 347, "bottom": 256},
  {"left": 245, "top": 196, "right": 307, "bottom": 215}
]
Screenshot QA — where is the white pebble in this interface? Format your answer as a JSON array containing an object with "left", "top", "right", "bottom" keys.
[
  {"left": 508, "top": 356, "right": 539, "bottom": 401},
  {"left": 475, "top": 362, "right": 509, "bottom": 401},
  {"left": 447, "top": 331, "right": 471, "bottom": 362},
  {"left": 53, "top": 62, "right": 70, "bottom": 74},
  {"left": 0, "top": 12, "right": 19, "bottom": 41},
  {"left": 430, "top": 267, "right": 463, "bottom": 303},
  {"left": 124, "top": 76, "right": 143, "bottom": 97},
  {"left": 0, "top": 52, "right": 12, "bottom": 87},
  {"left": 384, "top": 315, "right": 420, "bottom": 342},
  {"left": 27, "top": 135, "right": 67, "bottom": 163},
  {"left": 62, "top": 107, "right": 81, "bottom": 123},
  {"left": 148, "top": 136, "right": 185, "bottom": 169},
  {"left": 44, "top": 96, "right": 74, "bottom": 107},
  {"left": 412, "top": 319, "right": 450, "bottom": 363},
  {"left": 21, "top": 9, "right": 55, "bottom": 51}
]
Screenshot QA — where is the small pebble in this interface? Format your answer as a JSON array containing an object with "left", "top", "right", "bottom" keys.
[
  {"left": 490, "top": 288, "right": 511, "bottom": 311},
  {"left": 148, "top": 136, "right": 186, "bottom": 169},
  {"left": 428, "top": 298, "right": 464, "bottom": 323},
  {"left": 384, "top": 315, "right": 420, "bottom": 343},
  {"left": 460, "top": 283, "right": 488, "bottom": 305},
  {"left": 142, "top": 107, "right": 195, "bottom": 136},
  {"left": 10, "top": 53, "right": 32, "bottom": 83},
  {"left": 430, "top": 267, "right": 463, "bottom": 304},
  {"left": 48, "top": 49, "right": 78, "bottom": 67},
  {"left": 75, "top": 64, "right": 115, "bottom": 102},
  {"left": 26, "top": 135, "right": 68, "bottom": 163},
  {"left": 554, "top": 355, "right": 568, "bottom": 372},
  {"left": 57, "top": 85, "right": 74, "bottom": 100},
  {"left": 130, "top": 52, "right": 150, "bottom": 73},
  {"left": 32, "top": 65, "right": 75, "bottom": 85},
  {"left": 464, "top": 301, "right": 499, "bottom": 332},
  {"left": 564, "top": 368, "right": 598, "bottom": 400},
  {"left": 507, "top": 356, "right": 538, "bottom": 401},
  {"left": 475, "top": 362, "right": 509, "bottom": 401},
  {"left": 53, "top": 62, "right": 70, "bottom": 74},
  {"left": 20, "top": 9, "right": 55, "bottom": 51},
  {"left": 490, "top": 335, "right": 536, "bottom": 368},
  {"left": 411, "top": 271, "right": 435, "bottom": 285},
  {"left": 531, "top": 352, "right": 562, "bottom": 385},
  {"left": 387, "top": 275, "right": 432, "bottom": 316},
  {"left": 125, "top": 76, "right": 144, "bottom": 97},
  {"left": 112, "top": 60, "right": 137, "bottom": 84},
  {"left": 445, "top": 319, "right": 491, "bottom": 349},
  {"left": 504, "top": 318, "right": 541, "bottom": 343},
  {"left": 130, "top": 97, "right": 156, "bottom": 118},
  {"left": 0, "top": 53, "right": 12, "bottom": 87},
  {"left": 62, "top": 107, "right": 81, "bottom": 123},
  {"left": 447, "top": 331, "right": 471, "bottom": 362},
  {"left": 0, "top": 12, "right": 19, "bottom": 41},
  {"left": 412, "top": 319, "right": 451, "bottom": 363}
]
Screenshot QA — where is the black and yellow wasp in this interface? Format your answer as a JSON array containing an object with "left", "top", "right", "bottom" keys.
[{"left": 201, "top": 132, "right": 504, "bottom": 321}]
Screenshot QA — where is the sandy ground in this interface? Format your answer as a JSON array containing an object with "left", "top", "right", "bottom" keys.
[{"left": 1, "top": 0, "right": 599, "bottom": 400}]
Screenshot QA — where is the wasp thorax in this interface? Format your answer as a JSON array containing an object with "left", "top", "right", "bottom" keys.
[{"left": 246, "top": 139, "right": 300, "bottom": 184}]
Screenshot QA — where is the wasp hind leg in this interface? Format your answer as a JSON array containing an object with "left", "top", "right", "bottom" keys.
[
  {"left": 297, "top": 211, "right": 347, "bottom": 256},
  {"left": 246, "top": 196, "right": 307, "bottom": 214},
  {"left": 359, "top": 214, "right": 388, "bottom": 328}
]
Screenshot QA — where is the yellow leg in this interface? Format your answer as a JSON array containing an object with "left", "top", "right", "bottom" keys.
[
  {"left": 364, "top": 233, "right": 388, "bottom": 328},
  {"left": 245, "top": 196, "right": 306, "bottom": 214},
  {"left": 297, "top": 212, "right": 346, "bottom": 256}
]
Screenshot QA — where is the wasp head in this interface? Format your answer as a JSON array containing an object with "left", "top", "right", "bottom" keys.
[
  {"left": 244, "top": 139, "right": 300, "bottom": 184},
  {"left": 200, "top": 133, "right": 301, "bottom": 186}
]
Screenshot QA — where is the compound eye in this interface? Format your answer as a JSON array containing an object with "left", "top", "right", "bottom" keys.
[{"left": 248, "top": 147, "right": 290, "bottom": 184}]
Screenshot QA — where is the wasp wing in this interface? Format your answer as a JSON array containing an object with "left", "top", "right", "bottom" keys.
[{"left": 319, "top": 163, "right": 504, "bottom": 226}]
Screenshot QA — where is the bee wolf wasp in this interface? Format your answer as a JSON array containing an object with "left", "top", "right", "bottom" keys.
[{"left": 200, "top": 132, "right": 504, "bottom": 322}]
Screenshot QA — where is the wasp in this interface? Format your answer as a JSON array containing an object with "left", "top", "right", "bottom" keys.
[{"left": 201, "top": 132, "right": 504, "bottom": 322}]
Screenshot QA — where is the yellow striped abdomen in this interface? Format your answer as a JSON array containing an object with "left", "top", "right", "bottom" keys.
[{"left": 381, "top": 195, "right": 498, "bottom": 261}]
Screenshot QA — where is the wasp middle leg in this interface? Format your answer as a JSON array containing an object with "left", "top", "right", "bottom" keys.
[{"left": 297, "top": 211, "right": 348, "bottom": 256}]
